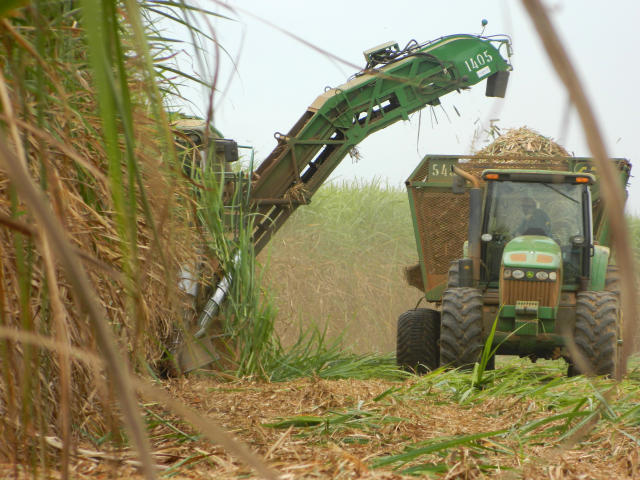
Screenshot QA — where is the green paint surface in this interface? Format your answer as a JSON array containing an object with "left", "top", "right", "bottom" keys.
[{"left": 503, "top": 236, "right": 562, "bottom": 269}]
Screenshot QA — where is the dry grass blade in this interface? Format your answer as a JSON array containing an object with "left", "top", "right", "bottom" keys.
[
  {"left": 39, "top": 236, "right": 73, "bottom": 479},
  {"left": 0, "top": 212, "right": 125, "bottom": 281},
  {"left": 135, "top": 382, "right": 280, "bottom": 480},
  {"left": 0, "top": 69, "right": 26, "bottom": 166},
  {"left": 522, "top": 0, "right": 637, "bottom": 379},
  {"left": 0, "top": 113, "right": 109, "bottom": 185},
  {"left": 0, "top": 134, "right": 157, "bottom": 479},
  {"left": 0, "top": 327, "right": 104, "bottom": 386}
]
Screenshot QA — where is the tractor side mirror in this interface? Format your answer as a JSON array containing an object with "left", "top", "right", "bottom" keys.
[{"left": 570, "top": 235, "right": 585, "bottom": 246}]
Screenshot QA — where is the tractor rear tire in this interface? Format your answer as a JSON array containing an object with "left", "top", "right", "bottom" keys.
[
  {"left": 440, "top": 287, "right": 486, "bottom": 370},
  {"left": 569, "top": 291, "right": 618, "bottom": 377},
  {"left": 396, "top": 308, "right": 440, "bottom": 374}
]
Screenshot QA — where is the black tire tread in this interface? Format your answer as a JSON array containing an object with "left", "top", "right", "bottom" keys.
[
  {"left": 439, "top": 287, "right": 485, "bottom": 369},
  {"left": 604, "top": 264, "right": 624, "bottom": 378},
  {"left": 571, "top": 291, "right": 618, "bottom": 377},
  {"left": 396, "top": 308, "right": 440, "bottom": 374}
]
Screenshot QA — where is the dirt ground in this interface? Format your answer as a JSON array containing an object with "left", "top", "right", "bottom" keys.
[{"left": 5, "top": 374, "right": 637, "bottom": 480}]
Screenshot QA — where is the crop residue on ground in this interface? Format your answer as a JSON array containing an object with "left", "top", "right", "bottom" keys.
[{"left": 10, "top": 358, "right": 637, "bottom": 479}]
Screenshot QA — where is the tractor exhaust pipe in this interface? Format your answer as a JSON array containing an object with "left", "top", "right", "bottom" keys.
[
  {"left": 453, "top": 166, "right": 482, "bottom": 284},
  {"left": 468, "top": 187, "right": 482, "bottom": 284}
]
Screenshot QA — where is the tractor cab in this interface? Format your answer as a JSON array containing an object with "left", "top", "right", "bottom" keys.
[
  {"left": 172, "top": 119, "right": 239, "bottom": 177},
  {"left": 480, "top": 170, "right": 594, "bottom": 290},
  {"left": 172, "top": 119, "right": 252, "bottom": 235},
  {"left": 478, "top": 169, "right": 595, "bottom": 339}
]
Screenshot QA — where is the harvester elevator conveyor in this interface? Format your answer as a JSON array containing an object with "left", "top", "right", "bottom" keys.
[{"left": 249, "top": 34, "right": 512, "bottom": 254}]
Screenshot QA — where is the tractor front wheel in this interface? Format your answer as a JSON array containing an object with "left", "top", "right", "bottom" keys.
[
  {"left": 569, "top": 291, "right": 618, "bottom": 377},
  {"left": 396, "top": 308, "right": 440, "bottom": 374},
  {"left": 604, "top": 265, "right": 625, "bottom": 378},
  {"left": 440, "top": 287, "right": 489, "bottom": 370}
]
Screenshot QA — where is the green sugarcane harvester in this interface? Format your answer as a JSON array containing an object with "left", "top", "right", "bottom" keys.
[
  {"left": 174, "top": 32, "right": 513, "bottom": 367},
  {"left": 174, "top": 31, "right": 630, "bottom": 376}
]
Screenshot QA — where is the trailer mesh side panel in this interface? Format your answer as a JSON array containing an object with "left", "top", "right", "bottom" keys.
[{"left": 411, "top": 189, "right": 469, "bottom": 277}]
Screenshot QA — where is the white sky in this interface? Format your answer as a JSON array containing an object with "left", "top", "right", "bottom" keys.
[{"left": 172, "top": 0, "right": 640, "bottom": 214}]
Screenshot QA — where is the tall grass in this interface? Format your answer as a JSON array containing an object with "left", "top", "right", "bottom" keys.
[
  {"left": 627, "top": 216, "right": 640, "bottom": 266},
  {"left": 259, "top": 179, "right": 422, "bottom": 354},
  {"left": 194, "top": 171, "right": 414, "bottom": 380},
  {"left": 0, "top": 2, "right": 278, "bottom": 478},
  {"left": 1, "top": 1, "right": 362, "bottom": 475},
  {"left": 191, "top": 156, "right": 282, "bottom": 377}
]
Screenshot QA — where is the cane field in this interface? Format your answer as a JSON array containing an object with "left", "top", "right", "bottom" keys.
[{"left": 0, "top": 1, "right": 640, "bottom": 479}]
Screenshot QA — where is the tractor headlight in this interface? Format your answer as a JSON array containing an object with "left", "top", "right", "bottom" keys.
[
  {"left": 535, "top": 271, "right": 549, "bottom": 280},
  {"left": 512, "top": 269, "right": 525, "bottom": 280},
  {"left": 503, "top": 269, "right": 512, "bottom": 279},
  {"left": 549, "top": 271, "right": 557, "bottom": 281}
]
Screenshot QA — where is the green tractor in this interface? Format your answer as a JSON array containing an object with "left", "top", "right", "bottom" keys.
[{"left": 397, "top": 155, "right": 631, "bottom": 376}]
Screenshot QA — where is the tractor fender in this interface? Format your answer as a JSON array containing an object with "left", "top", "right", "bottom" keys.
[{"left": 588, "top": 245, "right": 610, "bottom": 291}]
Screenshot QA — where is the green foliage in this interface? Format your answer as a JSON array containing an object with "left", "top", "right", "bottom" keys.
[
  {"left": 0, "top": 0, "right": 30, "bottom": 18},
  {"left": 472, "top": 311, "right": 500, "bottom": 386},
  {"left": 263, "top": 326, "right": 403, "bottom": 382}
]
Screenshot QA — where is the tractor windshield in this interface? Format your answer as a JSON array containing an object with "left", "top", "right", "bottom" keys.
[{"left": 482, "top": 181, "right": 588, "bottom": 284}]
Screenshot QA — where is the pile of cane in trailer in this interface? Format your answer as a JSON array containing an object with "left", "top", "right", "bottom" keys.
[{"left": 475, "top": 126, "right": 569, "bottom": 158}]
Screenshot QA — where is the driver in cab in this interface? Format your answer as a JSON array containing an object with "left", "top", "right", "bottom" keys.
[{"left": 517, "top": 197, "right": 551, "bottom": 236}]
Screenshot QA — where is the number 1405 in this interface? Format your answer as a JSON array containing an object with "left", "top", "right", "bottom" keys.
[{"left": 464, "top": 50, "right": 493, "bottom": 71}]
